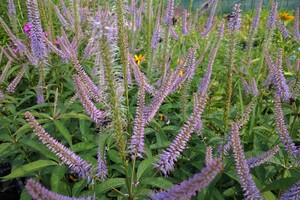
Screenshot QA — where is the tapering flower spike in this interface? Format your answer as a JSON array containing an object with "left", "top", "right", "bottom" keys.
[
  {"left": 26, "top": 0, "right": 47, "bottom": 64},
  {"left": 294, "top": 8, "right": 300, "bottom": 41},
  {"left": 150, "top": 158, "right": 222, "bottom": 200},
  {"left": 277, "top": 20, "right": 289, "bottom": 39},
  {"left": 267, "top": 2, "right": 278, "bottom": 30},
  {"left": 231, "top": 123, "right": 262, "bottom": 199},
  {"left": 279, "top": 180, "right": 300, "bottom": 200},
  {"left": 201, "top": 0, "right": 218, "bottom": 38},
  {"left": 251, "top": 0, "right": 263, "bottom": 30},
  {"left": 155, "top": 92, "right": 208, "bottom": 175},
  {"left": 25, "top": 179, "right": 91, "bottom": 200},
  {"left": 247, "top": 145, "right": 280, "bottom": 168},
  {"left": 0, "top": 17, "right": 27, "bottom": 53},
  {"left": 6, "top": 63, "right": 28, "bottom": 93},
  {"left": 165, "top": 0, "right": 175, "bottom": 26},
  {"left": 205, "top": 146, "right": 213, "bottom": 166},
  {"left": 274, "top": 92, "right": 299, "bottom": 158},
  {"left": 228, "top": 4, "right": 242, "bottom": 34},
  {"left": 128, "top": 76, "right": 146, "bottom": 158},
  {"left": 97, "top": 144, "right": 107, "bottom": 180},
  {"left": 25, "top": 111, "right": 93, "bottom": 179},
  {"left": 73, "top": 75, "right": 106, "bottom": 125}
]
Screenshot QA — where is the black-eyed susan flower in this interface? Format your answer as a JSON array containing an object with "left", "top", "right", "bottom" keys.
[
  {"left": 278, "top": 12, "right": 294, "bottom": 21},
  {"left": 134, "top": 54, "right": 145, "bottom": 65}
]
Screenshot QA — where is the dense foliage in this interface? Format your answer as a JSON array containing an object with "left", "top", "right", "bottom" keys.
[{"left": 1, "top": 0, "right": 300, "bottom": 199}]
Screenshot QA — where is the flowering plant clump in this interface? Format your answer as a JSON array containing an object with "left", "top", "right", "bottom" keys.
[{"left": 1, "top": 0, "right": 300, "bottom": 199}]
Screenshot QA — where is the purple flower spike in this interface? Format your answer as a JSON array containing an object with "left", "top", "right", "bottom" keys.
[
  {"left": 267, "top": 2, "right": 278, "bottom": 30},
  {"left": 229, "top": 4, "right": 242, "bottom": 34},
  {"left": 274, "top": 93, "right": 299, "bottom": 158},
  {"left": 155, "top": 92, "right": 208, "bottom": 175},
  {"left": 128, "top": 77, "right": 146, "bottom": 159},
  {"left": 247, "top": 145, "right": 280, "bottom": 168},
  {"left": 231, "top": 123, "right": 262, "bottom": 200},
  {"left": 26, "top": 179, "right": 91, "bottom": 200},
  {"left": 150, "top": 158, "right": 222, "bottom": 200},
  {"left": 279, "top": 180, "right": 300, "bottom": 200},
  {"left": 25, "top": 111, "right": 93, "bottom": 180},
  {"left": 165, "top": 0, "right": 175, "bottom": 26}
]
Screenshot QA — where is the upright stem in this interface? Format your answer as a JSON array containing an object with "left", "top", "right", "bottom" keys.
[
  {"left": 161, "top": 26, "right": 170, "bottom": 83},
  {"left": 223, "top": 34, "right": 235, "bottom": 132},
  {"left": 116, "top": 0, "right": 130, "bottom": 132}
]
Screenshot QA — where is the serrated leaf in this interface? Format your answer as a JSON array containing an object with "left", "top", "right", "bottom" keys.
[
  {"left": 20, "top": 139, "right": 58, "bottom": 161},
  {"left": 2, "top": 160, "right": 57, "bottom": 180},
  {"left": 57, "top": 112, "right": 91, "bottom": 120},
  {"left": 79, "top": 119, "right": 89, "bottom": 142},
  {"left": 141, "top": 177, "right": 173, "bottom": 189},
  {"left": 72, "top": 180, "right": 86, "bottom": 196},
  {"left": 51, "top": 166, "right": 69, "bottom": 195},
  {"left": 0, "top": 143, "right": 14, "bottom": 157},
  {"left": 262, "top": 177, "right": 298, "bottom": 192},
  {"left": 137, "top": 157, "right": 154, "bottom": 180},
  {"left": 54, "top": 120, "right": 73, "bottom": 146},
  {"left": 108, "top": 149, "right": 122, "bottom": 164},
  {"left": 94, "top": 178, "right": 125, "bottom": 194},
  {"left": 71, "top": 142, "right": 95, "bottom": 152}
]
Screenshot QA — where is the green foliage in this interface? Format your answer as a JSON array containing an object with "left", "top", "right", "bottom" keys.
[{"left": 0, "top": 0, "right": 300, "bottom": 199}]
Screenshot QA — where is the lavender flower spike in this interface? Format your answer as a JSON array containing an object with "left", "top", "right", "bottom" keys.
[
  {"left": 267, "top": 2, "right": 278, "bottom": 30},
  {"left": 229, "top": 4, "right": 242, "bottom": 34},
  {"left": 155, "top": 92, "right": 208, "bottom": 175},
  {"left": 73, "top": 75, "right": 106, "bottom": 125},
  {"left": 97, "top": 145, "right": 107, "bottom": 180},
  {"left": 165, "top": 0, "right": 175, "bottom": 26},
  {"left": 25, "top": 111, "right": 92, "bottom": 179},
  {"left": 6, "top": 63, "right": 28, "bottom": 93},
  {"left": 205, "top": 146, "right": 213, "bottom": 166},
  {"left": 247, "top": 145, "right": 280, "bottom": 168},
  {"left": 150, "top": 158, "right": 222, "bottom": 200},
  {"left": 231, "top": 123, "right": 261, "bottom": 200},
  {"left": 251, "top": 0, "right": 263, "bottom": 30},
  {"left": 26, "top": 0, "right": 47, "bottom": 63},
  {"left": 128, "top": 77, "right": 146, "bottom": 158},
  {"left": 274, "top": 93, "right": 299, "bottom": 158},
  {"left": 26, "top": 179, "right": 91, "bottom": 200},
  {"left": 279, "top": 180, "right": 300, "bottom": 200}
]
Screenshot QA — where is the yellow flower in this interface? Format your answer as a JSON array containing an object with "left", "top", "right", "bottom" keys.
[
  {"left": 179, "top": 70, "right": 184, "bottom": 77},
  {"left": 278, "top": 12, "right": 294, "bottom": 21},
  {"left": 134, "top": 54, "right": 145, "bottom": 65}
]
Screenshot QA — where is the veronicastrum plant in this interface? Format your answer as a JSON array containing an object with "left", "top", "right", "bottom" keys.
[{"left": 1, "top": 0, "right": 300, "bottom": 199}]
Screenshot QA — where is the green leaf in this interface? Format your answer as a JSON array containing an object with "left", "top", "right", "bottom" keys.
[
  {"left": 79, "top": 119, "right": 89, "bottom": 142},
  {"left": 262, "top": 177, "right": 298, "bottom": 192},
  {"left": 51, "top": 166, "right": 68, "bottom": 195},
  {"left": 0, "top": 143, "right": 14, "bottom": 157},
  {"left": 94, "top": 178, "right": 125, "bottom": 194},
  {"left": 262, "top": 191, "right": 277, "bottom": 200},
  {"left": 20, "top": 139, "right": 58, "bottom": 161},
  {"left": 71, "top": 142, "right": 96, "bottom": 152},
  {"left": 137, "top": 157, "right": 154, "bottom": 180},
  {"left": 2, "top": 160, "right": 58, "bottom": 180},
  {"left": 72, "top": 180, "right": 87, "bottom": 196},
  {"left": 54, "top": 120, "right": 73, "bottom": 146},
  {"left": 141, "top": 177, "right": 173, "bottom": 189},
  {"left": 108, "top": 149, "right": 122, "bottom": 164},
  {"left": 20, "top": 188, "right": 31, "bottom": 200},
  {"left": 57, "top": 112, "right": 91, "bottom": 120}
]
